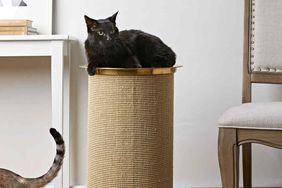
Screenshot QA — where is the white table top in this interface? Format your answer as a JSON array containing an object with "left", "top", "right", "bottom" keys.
[{"left": 0, "top": 35, "right": 72, "bottom": 41}]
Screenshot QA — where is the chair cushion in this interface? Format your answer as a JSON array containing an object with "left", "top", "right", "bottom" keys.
[
  {"left": 218, "top": 102, "right": 282, "bottom": 130},
  {"left": 251, "top": 0, "right": 282, "bottom": 73}
]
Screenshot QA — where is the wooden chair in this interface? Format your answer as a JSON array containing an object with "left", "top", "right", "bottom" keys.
[{"left": 218, "top": 0, "right": 282, "bottom": 187}]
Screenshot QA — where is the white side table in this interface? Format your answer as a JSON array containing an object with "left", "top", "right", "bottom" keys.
[{"left": 0, "top": 35, "right": 71, "bottom": 188}]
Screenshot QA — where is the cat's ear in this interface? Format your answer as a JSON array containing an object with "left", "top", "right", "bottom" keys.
[
  {"left": 84, "top": 15, "right": 98, "bottom": 28},
  {"left": 108, "top": 11, "right": 118, "bottom": 24}
]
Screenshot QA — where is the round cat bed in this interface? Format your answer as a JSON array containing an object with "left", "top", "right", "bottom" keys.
[{"left": 87, "top": 67, "right": 179, "bottom": 188}]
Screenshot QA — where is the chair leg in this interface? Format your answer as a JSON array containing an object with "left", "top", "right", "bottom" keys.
[
  {"left": 218, "top": 128, "right": 239, "bottom": 188},
  {"left": 243, "top": 143, "right": 252, "bottom": 187}
]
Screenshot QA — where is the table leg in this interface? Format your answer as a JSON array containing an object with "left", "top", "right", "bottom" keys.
[{"left": 51, "top": 41, "right": 69, "bottom": 188}]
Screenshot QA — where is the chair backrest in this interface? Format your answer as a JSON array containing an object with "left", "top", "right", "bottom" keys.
[{"left": 243, "top": 0, "right": 282, "bottom": 103}]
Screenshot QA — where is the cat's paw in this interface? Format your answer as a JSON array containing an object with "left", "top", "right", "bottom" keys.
[{"left": 87, "top": 64, "right": 96, "bottom": 76}]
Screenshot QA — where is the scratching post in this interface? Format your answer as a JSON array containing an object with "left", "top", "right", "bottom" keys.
[{"left": 87, "top": 67, "right": 177, "bottom": 188}]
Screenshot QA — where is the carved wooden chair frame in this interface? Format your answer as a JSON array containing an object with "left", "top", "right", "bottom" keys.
[{"left": 218, "top": 0, "right": 282, "bottom": 187}]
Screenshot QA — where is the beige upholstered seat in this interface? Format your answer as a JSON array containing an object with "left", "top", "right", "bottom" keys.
[
  {"left": 218, "top": 0, "right": 282, "bottom": 187},
  {"left": 218, "top": 102, "right": 282, "bottom": 130}
]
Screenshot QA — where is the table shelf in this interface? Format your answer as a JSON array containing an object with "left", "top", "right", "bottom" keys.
[{"left": 0, "top": 35, "right": 71, "bottom": 188}]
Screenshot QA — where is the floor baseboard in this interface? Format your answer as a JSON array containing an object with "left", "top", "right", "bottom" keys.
[{"left": 71, "top": 186, "right": 282, "bottom": 188}]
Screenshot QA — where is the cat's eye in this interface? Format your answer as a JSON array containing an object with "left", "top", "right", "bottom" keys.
[
  {"left": 110, "top": 30, "right": 115, "bottom": 34},
  {"left": 98, "top": 31, "right": 104, "bottom": 36}
]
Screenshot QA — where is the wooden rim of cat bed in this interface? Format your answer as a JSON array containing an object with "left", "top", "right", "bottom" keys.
[{"left": 80, "top": 65, "right": 182, "bottom": 76}]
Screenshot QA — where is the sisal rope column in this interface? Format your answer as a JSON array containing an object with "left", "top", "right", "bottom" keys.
[{"left": 87, "top": 67, "right": 177, "bottom": 188}]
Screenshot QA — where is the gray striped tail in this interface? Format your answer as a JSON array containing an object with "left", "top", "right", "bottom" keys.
[{"left": 28, "top": 128, "right": 65, "bottom": 187}]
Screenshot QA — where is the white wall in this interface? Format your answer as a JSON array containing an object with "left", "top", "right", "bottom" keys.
[
  {"left": 54, "top": 0, "right": 282, "bottom": 187},
  {"left": 1, "top": 0, "right": 282, "bottom": 187},
  {"left": 0, "top": 57, "right": 54, "bottom": 179},
  {"left": 54, "top": 0, "right": 244, "bottom": 186}
]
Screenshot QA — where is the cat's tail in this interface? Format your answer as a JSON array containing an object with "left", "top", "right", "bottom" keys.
[{"left": 28, "top": 128, "right": 65, "bottom": 187}]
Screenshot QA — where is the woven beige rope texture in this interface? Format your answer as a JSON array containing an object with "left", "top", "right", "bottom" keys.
[{"left": 88, "top": 72, "right": 174, "bottom": 188}]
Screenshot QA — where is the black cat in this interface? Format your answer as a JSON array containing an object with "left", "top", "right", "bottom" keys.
[{"left": 84, "top": 12, "right": 176, "bottom": 76}]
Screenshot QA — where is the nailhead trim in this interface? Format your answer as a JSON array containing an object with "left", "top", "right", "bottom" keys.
[{"left": 253, "top": 66, "right": 282, "bottom": 73}]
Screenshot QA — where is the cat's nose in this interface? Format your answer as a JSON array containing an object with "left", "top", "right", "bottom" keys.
[{"left": 106, "top": 34, "right": 111, "bottom": 41}]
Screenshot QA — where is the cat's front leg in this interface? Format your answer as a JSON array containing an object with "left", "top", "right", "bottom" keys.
[{"left": 87, "top": 62, "right": 97, "bottom": 76}]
